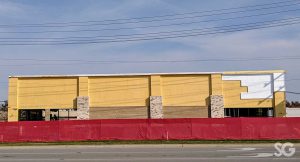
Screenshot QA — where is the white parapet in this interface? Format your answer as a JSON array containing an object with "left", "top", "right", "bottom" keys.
[
  {"left": 273, "top": 73, "right": 285, "bottom": 92},
  {"left": 222, "top": 73, "right": 285, "bottom": 100}
]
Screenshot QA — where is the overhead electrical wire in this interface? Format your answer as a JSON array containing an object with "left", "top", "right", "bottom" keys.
[
  {"left": 286, "top": 91, "right": 300, "bottom": 94},
  {"left": 0, "top": 78, "right": 298, "bottom": 85},
  {"left": 0, "top": 17, "right": 299, "bottom": 45},
  {"left": 1, "top": 55, "right": 299, "bottom": 62},
  {"left": 0, "top": 0, "right": 298, "bottom": 45},
  {"left": 0, "top": 16, "right": 299, "bottom": 41},
  {"left": 1, "top": 79, "right": 299, "bottom": 98},
  {"left": 1, "top": 56, "right": 300, "bottom": 66},
  {"left": 0, "top": 1, "right": 300, "bottom": 97},
  {"left": 1, "top": 8, "right": 299, "bottom": 35},
  {"left": 0, "top": 0, "right": 298, "bottom": 28},
  {"left": 0, "top": 8, "right": 299, "bottom": 34}
]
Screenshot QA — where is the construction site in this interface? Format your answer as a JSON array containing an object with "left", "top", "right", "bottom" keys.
[
  {"left": 6, "top": 70, "right": 286, "bottom": 121},
  {"left": 1, "top": 0, "right": 300, "bottom": 161}
]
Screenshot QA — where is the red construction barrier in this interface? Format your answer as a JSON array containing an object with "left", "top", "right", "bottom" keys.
[{"left": 0, "top": 118, "right": 300, "bottom": 142}]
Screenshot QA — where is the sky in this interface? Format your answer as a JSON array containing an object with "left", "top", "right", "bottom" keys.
[{"left": 0, "top": 0, "right": 300, "bottom": 101}]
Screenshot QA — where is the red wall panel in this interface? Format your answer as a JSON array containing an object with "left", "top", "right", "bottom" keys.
[{"left": 0, "top": 118, "right": 300, "bottom": 143}]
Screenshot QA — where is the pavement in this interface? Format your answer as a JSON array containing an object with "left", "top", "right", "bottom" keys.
[{"left": 0, "top": 143, "right": 299, "bottom": 161}]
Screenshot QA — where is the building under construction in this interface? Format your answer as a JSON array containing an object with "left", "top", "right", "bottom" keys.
[{"left": 7, "top": 70, "right": 286, "bottom": 121}]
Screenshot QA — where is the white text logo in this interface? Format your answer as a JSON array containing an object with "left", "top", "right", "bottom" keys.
[{"left": 274, "top": 142, "right": 296, "bottom": 157}]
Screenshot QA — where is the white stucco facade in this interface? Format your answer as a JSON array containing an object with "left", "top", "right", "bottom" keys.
[{"left": 222, "top": 73, "right": 285, "bottom": 99}]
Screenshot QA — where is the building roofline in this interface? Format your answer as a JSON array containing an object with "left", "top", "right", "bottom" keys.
[
  {"left": 223, "top": 70, "right": 286, "bottom": 75},
  {"left": 9, "top": 70, "right": 286, "bottom": 78}
]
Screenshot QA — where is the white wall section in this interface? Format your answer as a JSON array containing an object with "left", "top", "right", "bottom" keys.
[
  {"left": 273, "top": 73, "right": 285, "bottom": 92},
  {"left": 222, "top": 74, "right": 273, "bottom": 99},
  {"left": 286, "top": 108, "right": 300, "bottom": 117}
]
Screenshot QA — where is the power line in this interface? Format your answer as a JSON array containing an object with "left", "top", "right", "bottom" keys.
[
  {"left": 0, "top": 9, "right": 300, "bottom": 34},
  {"left": 287, "top": 91, "right": 300, "bottom": 94},
  {"left": 1, "top": 78, "right": 298, "bottom": 86},
  {"left": 1, "top": 56, "right": 300, "bottom": 66},
  {"left": 0, "top": 76, "right": 298, "bottom": 100},
  {"left": 0, "top": 0, "right": 298, "bottom": 28},
  {"left": 2, "top": 7, "right": 299, "bottom": 35},
  {"left": 3, "top": 78, "right": 290, "bottom": 96},
  {"left": 0, "top": 17, "right": 299, "bottom": 45},
  {"left": 12, "top": 2, "right": 300, "bottom": 28},
  {"left": 0, "top": 78, "right": 298, "bottom": 87},
  {"left": 0, "top": 1, "right": 300, "bottom": 45},
  {"left": 1, "top": 16, "right": 300, "bottom": 41}
]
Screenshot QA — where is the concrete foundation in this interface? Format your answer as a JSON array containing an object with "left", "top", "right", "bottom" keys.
[
  {"left": 77, "top": 96, "right": 90, "bottom": 120},
  {"left": 210, "top": 95, "right": 224, "bottom": 118},
  {"left": 150, "top": 96, "right": 163, "bottom": 119}
]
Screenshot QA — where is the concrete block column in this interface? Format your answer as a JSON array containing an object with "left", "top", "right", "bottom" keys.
[
  {"left": 77, "top": 96, "right": 90, "bottom": 120},
  {"left": 150, "top": 96, "right": 163, "bottom": 119},
  {"left": 45, "top": 109, "right": 51, "bottom": 121},
  {"left": 210, "top": 95, "right": 224, "bottom": 118}
]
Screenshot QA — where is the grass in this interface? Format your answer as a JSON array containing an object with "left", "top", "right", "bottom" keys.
[{"left": 1, "top": 140, "right": 300, "bottom": 146}]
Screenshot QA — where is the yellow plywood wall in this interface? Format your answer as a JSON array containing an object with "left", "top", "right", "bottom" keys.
[
  {"left": 210, "top": 74, "right": 223, "bottom": 95},
  {"left": 8, "top": 78, "right": 18, "bottom": 121},
  {"left": 17, "top": 78, "right": 78, "bottom": 109},
  {"left": 88, "top": 76, "right": 150, "bottom": 107},
  {"left": 274, "top": 91, "right": 286, "bottom": 117},
  {"left": 222, "top": 80, "right": 273, "bottom": 108},
  {"left": 8, "top": 73, "right": 284, "bottom": 122},
  {"left": 161, "top": 75, "right": 210, "bottom": 106}
]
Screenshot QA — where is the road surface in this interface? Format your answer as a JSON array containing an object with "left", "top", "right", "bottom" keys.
[{"left": 0, "top": 143, "right": 299, "bottom": 161}]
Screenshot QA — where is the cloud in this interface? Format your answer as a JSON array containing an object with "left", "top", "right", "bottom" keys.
[{"left": 0, "top": 1, "right": 29, "bottom": 17}]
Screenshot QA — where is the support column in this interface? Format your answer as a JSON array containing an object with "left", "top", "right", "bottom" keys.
[
  {"left": 211, "top": 74, "right": 223, "bottom": 95},
  {"left": 150, "top": 75, "right": 162, "bottom": 96},
  {"left": 8, "top": 78, "right": 18, "bottom": 122},
  {"left": 45, "top": 109, "right": 51, "bottom": 121},
  {"left": 150, "top": 96, "right": 163, "bottom": 119},
  {"left": 210, "top": 95, "right": 224, "bottom": 118},
  {"left": 77, "top": 96, "right": 90, "bottom": 120},
  {"left": 149, "top": 75, "right": 163, "bottom": 118},
  {"left": 210, "top": 74, "right": 224, "bottom": 118},
  {"left": 78, "top": 77, "right": 89, "bottom": 96},
  {"left": 274, "top": 92, "right": 286, "bottom": 117}
]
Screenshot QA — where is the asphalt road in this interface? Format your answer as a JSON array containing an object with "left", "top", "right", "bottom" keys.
[{"left": 0, "top": 143, "right": 299, "bottom": 162}]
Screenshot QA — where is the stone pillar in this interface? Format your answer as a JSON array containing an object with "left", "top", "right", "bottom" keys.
[
  {"left": 150, "top": 96, "right": 163, "bottom": 119},
  {"left": 210, "top": 95, "right": 224, "bottom": 118},
  {"left": 45, "top": 109, "right": 51, "bottom": 121},
  {"left": 77, "top": 96, "right": 90, "bottom": 120}
]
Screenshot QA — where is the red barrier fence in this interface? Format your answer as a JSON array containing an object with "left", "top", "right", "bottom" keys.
[{"left": 1, "top": 118, "right": 300, "bottom": 142}]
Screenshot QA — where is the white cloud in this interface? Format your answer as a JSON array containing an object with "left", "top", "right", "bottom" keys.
[{"left": 0, "top": 1, "right": 29, "bottom": 16}]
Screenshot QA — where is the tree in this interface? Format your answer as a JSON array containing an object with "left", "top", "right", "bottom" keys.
[
  {"left": 286, "top": 100, "right": 300, "bottom": 108},
  {"left": 286, "top": 101, "right": 291, "bottom": 108},
  {"left": 0, "top": 100, "right": 7, "bottom": 110}
]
